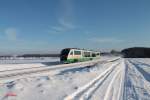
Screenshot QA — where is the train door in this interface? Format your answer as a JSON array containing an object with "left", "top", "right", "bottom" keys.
[{"left": 68, "top": 49, "right": 74, "bottom": 59}]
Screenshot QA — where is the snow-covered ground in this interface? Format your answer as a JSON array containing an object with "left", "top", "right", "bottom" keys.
[{"left": 0, "top": 57, "right": 150, "bottom": 100}]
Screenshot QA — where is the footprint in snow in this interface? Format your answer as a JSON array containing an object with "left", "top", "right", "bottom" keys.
[
  {"left": 39, "top": 90, "right": 45, "bottom": 94},
  {"left": 37, "top": 76, "right": 50, "bottom": 82},
  {"left": 6, "top": 81, "right": 15, "bottom": 89},
  {"left": 74, "top": 86, "right": 78, "bottom": 90},
  {"left": 37, "top": 83, "right": 43, "bottom": 87}
]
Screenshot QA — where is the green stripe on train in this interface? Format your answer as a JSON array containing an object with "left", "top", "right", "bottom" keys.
[{"left": 64, "top": 57, "right": 99, "bottom": 63}]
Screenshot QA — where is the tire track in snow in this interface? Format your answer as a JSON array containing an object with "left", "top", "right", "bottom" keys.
[
  {"left": 117, "top": 59, "right": 126, "bottom": 100},
  {"left": 80, "top": 60, "right": 125, "bottom": 100},
  {"left": 103, "top": 59, "right": 125, "bottom": 100},
  {"left": 123, "top": 59, "right": 150, "bottom": 100},
  {"left": 124, "top": 60, "right": 140, "bottom": 100},
  {"left": 79, "top": 66, "right": 115, "bottom": 100},
  {"left": 129, "top": 60, "right": 150, "bottom": 93},
  {"left": 128, "top": 60, "right": 150, "bottom": 88},
  {"left": 64, "top": 60, "right": 120, "bottom": 100},
  {"left": 103, "top": 69, "right": 121, "bottom": 100}
]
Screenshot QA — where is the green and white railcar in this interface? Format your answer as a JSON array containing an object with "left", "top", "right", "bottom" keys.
[{"left": 60, "top": 48, "right": 100, "bottom": 63}]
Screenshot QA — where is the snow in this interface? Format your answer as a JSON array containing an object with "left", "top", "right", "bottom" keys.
[{"left": 0, "top": 57, "right": 150, "bottom": 100}]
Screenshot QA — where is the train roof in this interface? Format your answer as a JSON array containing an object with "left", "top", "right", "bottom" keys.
[{"left": 62, "top": 48, "right": 100, "bottom": 53}]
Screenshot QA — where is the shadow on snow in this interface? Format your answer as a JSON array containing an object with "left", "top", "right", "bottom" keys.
[
  {"left": 130, "top": 61, "right": 150, "bottom": 82},
  {"left": 57, "top": 64, "right": 98, "bottom": 75}
]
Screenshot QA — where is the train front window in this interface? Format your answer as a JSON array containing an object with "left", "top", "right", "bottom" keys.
[
  {"left": 70, "top": 51, "right": 73, "bottom": 55},
  {"left": 61, "top": 49, "right": 70, "bottom": 56}
]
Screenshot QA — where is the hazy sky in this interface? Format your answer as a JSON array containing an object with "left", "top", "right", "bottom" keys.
[{"left": 0, "top": 0, "right": 150, "bottom": 54}]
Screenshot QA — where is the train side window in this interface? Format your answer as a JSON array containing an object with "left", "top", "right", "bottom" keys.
[
  {"left": 74, "top": 51, "right": 81, "bottom": 55},
  {"left": 84, "top": 52, "right": 90, "bottom": 57},
  {"left": 92, "top": 53, "right": 96, "bottom": 57}
]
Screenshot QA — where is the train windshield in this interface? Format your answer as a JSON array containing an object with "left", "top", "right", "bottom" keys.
[{"left": 61, "top": 49, "right": 70, "bottom": 56}]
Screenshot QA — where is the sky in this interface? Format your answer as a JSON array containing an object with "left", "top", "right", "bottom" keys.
[{"left": 0, "top": 0, "right": 150, "bottom": 54}]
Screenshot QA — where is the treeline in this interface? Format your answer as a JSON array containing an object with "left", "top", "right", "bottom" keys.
[
  {"left": 100, "top": 50, "right": 122, "bottom": 56},
  {"left": 121, "top": 47, "right": 150, "bottom": 58},
  {"left": 100, "top": 47, "right": 150, "bottom": 58},
  {"left": 18, "top": 54, "right": 60, "bottom": 57},
  {"left": 0, "top": 54, "right": 60, "bottom": 58}
]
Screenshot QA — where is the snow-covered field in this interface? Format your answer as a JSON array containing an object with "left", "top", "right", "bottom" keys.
[{"left": 0, "top": 57, "right": 150, "bottom": 100}]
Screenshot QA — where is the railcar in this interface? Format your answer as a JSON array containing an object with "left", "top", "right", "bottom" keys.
[{"left": 60, "top": 48, "right": 100, "bottom": 63}]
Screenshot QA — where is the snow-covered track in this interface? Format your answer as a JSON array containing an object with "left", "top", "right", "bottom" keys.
[
  {"left": 0, "top": 58, "right": 120, "bottom": 80},
  {"left": 103, "top": 59, "right": 125, "bottom": 100},
  {"left": 128, "top": 60, "right": 150, "bottom": 92},
  {"left": 123, "top": 59, "right": 150, "bottom": 100},
  {"left": 64, "top": 59, "right": 123, "bottom": 100}
]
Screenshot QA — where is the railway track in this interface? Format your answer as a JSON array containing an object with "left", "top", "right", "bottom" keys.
[
  {"left": 64, "top": 58, "right": 124, "bottom": 100},
  {"left": 0, "top": 58, "right": 120, "bottom": 80}
]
